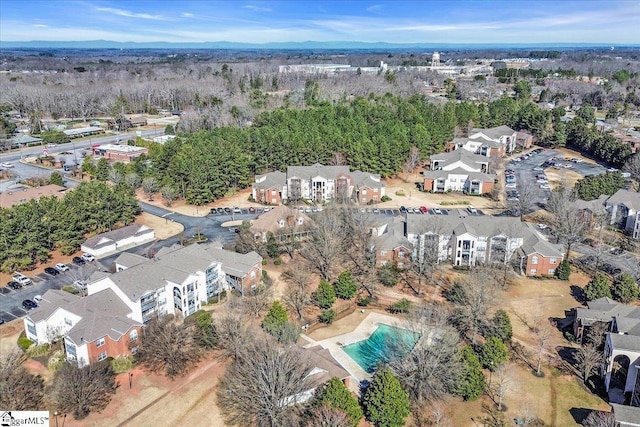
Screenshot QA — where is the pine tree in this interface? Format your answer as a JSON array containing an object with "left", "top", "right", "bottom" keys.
[
  {"left": 262, "top": 301, "right": 289, "bottom": 336},
  {"left": 334, "top": 271, "right": 357, "bottom": 300},
  {"left": 455, "top": 346, "right": 486, "bottom": 401},
  {"left": 311, "top": 377, "right": 363, "bottom": 427},
  {"left": 313, "top": 280, "right": 336, "bottom": 309},
  {"left": 612, "top": 273, "right": 639, "bottom": 303},
  {"left": 584, "top": 273, "right": 612, "bottom": 301}
]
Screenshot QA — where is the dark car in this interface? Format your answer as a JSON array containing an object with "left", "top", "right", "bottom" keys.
[
  {"left": 216, "top": 207, "right": 225, "bottom": 214},
  {"left": 210, "top": 208, "right": 218, "bottom": 215},
  {"left": 248, "top": 206, "right": 256, "bottom": 213},
  {"left": 72, "top": 256, "right": 86, "bottom": 265},
  {"left": 44, "top": 267, "right": 60, "bottom": 276},
  {"left": 399, "top": 206, "right": 407, "bottom": 214},
  {"left": 7, "top": 281, "right": 22, "bottom": 290},
  {"left": 224, "top": 207, "right": 232, "bottom": 214},
  {"left": 22, "top": 299, "right": 38, "bottom": 310},
  {"left": 610, "top": 247, "right": 624, "bottom": 255}
]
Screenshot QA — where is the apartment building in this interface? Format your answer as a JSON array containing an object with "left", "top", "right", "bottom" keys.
[
  {"left": 88, "top": 244, "right": 262, "bottom": 323},
  {"left": 423, "top": 150, "right": 496, "bottom": 195},
  {"left": 446, "top": 125, "right": 517, "bottom": 157}
]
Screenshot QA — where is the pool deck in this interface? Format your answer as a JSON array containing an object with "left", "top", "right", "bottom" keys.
[{"left": 313, "top": 312, "right": 410, "bottom": 392}]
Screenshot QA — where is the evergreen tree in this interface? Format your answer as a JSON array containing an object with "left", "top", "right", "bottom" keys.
[
  {"left": 490, "top": 309, "right": 513, "bottom": 342},
  {"left": 262, "top": 301, "right": 289, "bottom": 336},
  {"left": 311, "top": 377, "right": 363, "bottom": 427},
  {"left": 480, "top": 337, "right": 509, "bottom": 370},
  {"left": 48, "top": 171, "right": 64, "bottom": 186},
  {"left": 455, "top": 346, "right": 486, "bottom": 401},
  {"left": 612, "top": 273, "right": 639, "bottom": 303},
  {"left": 362, "top": 369, "right": 410, "bottom": 427},
  {"left": 334, "top": 271, "right": 358, "bottom": 300},
  {"left": 584, "top": 272, "right": 612, "bottom": 301},
  {"left": 555, "top": 259, "right": 571, "bottom": 280},
  {"left": 313, "top": 280, "right": 336, "bottom": 309}
]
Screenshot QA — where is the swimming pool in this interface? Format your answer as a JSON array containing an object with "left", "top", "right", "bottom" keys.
[{"left": 342, "top": 324, "right": 420, "bottom": 373}]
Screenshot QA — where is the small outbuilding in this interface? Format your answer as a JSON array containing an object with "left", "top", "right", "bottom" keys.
[{"left": 81, "top": 224, "right": 155, "bottom": 257}]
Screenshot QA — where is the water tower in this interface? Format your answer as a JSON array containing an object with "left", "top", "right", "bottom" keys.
[{"left": 431, "top": 52, "right": 440, "bottom": 67}]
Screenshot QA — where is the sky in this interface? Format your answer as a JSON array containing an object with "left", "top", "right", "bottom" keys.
[{"left": 1, "top": 0, "right": 639, "bottom": 45}]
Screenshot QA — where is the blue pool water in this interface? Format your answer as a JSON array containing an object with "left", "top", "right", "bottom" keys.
[{"left": 342, "top": 324, "right": 420, "bottom": 373}]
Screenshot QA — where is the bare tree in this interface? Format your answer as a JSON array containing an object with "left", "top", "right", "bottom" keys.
[
  {"left": 125, "top": 172, "right": 142, "bottom": 189},
  {"left": 575, "top": 344, "right": 602, "bottom": 384},
  {"left": 623, "top": 152, "right": 640, "bottom": 191},
  {"left": 242, "top": 284, "right": 272, "bottom": 318},
  {"left": 141, "top": 177, "right": 159, "bottom": 201},
  {"left": 307, "top": 404, "right": 352, "bottom": 427},
  {"left": 108, "top": 168, "right": 122, "bottom": 184},
  {"left": 547, "top": 184, "right": 588, "bottom": 258},
  {"left": 0, "top": 351, "right": 45, "bottom": 410},
  {"left": 160, "top": 185, "right": 179, "bottom": 207},
  {"left": 510, "top": 178, "right": 538, "bottom": 222},
  {"left": 341, "top": 208, "right": 377, "bottom": 297},
  {"left": 413, "top": 400, "right": 453, "bottom": 427},
  {"left": 411, "top": 218, "right": 446, "bottom": 295},
  {"left": 534, "top": 323, "right": 553, "bottom": 376},
  {"left": 302, "top": 208, "right": 344, "bottom": 281},
  {"left": 388, "top": 304, "right": 462, "bottom": 403},
  {"left": 282, "top": 268, "right": 311, "bottom": 320},
  {"left": 216, "top": 298, "right": 251, "bottom": 360},
  {"left": 50, "top": 360, "right": 117, "bottom": 420},
  {"left": 403, "top": 146, "right": 421, "bottom": 175},
  {"left": 217, "top": 335, "right": 312, "bottom": 427},
  {"left": 583, "top": 410, "right": 618, "bottom": 427},
  {"left": 136, "top": 316, "right": 201, "bottom": 378},
  {"left": 489, "top": 363, "right": 512, "bottom": 411}
]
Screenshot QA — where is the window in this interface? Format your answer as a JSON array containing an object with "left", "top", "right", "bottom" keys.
[
  {"left": 362, "top": 189, "right": 367, "bottom": 194},
  {"left": 130, "top": 330, "right": 138, "bottom": 341},
  {"left": 531, "top": 256, "right": 538, "bottom": 265},
  {"left": 398, "top": 251, "right": 405, "bottom": 258},
  {"left": 548, "top": 269, "right": 555, "bottom": 275},
  {"left": 550, "top": 258, "right": 557, "bottom": 264},
  {"left": 97, "top": 351, "right": 107, "bottom": 361},
  {"left": 64, "top": 318, "right": 72, "bottom": 326},
  {"left": 271, "top": 190, "right": 276, "bottom": 194},
  {"left": 380, "top": 250, "right": 387, "bottom": 256},
  {"left": 397, "top": 262, "right": 404, "bottom": 268},
  {"left": 96, "top": 337, "right": 105, "bottom": 348},
  {"left": 374, "top": 188, "right": 379, "bottom": 192},
  {"left": 250, "top": 270, "right": 256, "bottom": 279},
  {"left": 530, "top": 269, "right": 537, "bottom": 275}
]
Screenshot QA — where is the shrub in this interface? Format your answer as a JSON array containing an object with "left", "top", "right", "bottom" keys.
[
  {"left": 612, "top": 273, "right": 639, "bottom": 303},
  {"left": 110, "top": 356, "right": 134, "bottom": 374},
  {"left": 455, "top": 346, "right": 486, "bottom": 401},
  {"left": 584, "top": 272, "right": 612, "bottom": 301},
  {"left": 26, "top": 343, "right": 51, "bottom": 358},
  {"left": 263, "top": 301, "right": 289, "bottom": 336},
  {"left": 395, "top": 190, "right": 406, "bottom": 196},
  {"left": 262, "top": 259, "right": 268, "bottom": 265},
  {"left": 357, "top": 296, "right": 371, "bottom": 307},
  {"left": 378, "top": 263, "right": 399, "bottom": 287},
  {"left": 273, "top": 257, "right": 282, "bottom": 266},
  {"left": 18, "top": 336, "right": 34, "bottom": 351},
  {"left": 319, "top": 309, "right": 337, "bottom": 324},
  {"left": 479, "top": 337, "right": 508, "bottom": 370},
  {"left": 441, "top": 200, "right": 470, "bottom": 206},
  {"left": 388, "top": 298, "right": 412, "bottom": 314},
  {"left": 362, "top": 369, "right": 409, "bottom": 427},
  {"left": 48, "top": 350, "right": 66, "bottom": 372},
  {"left": 62, "top": 285, "right": 80, "bottom": 295},
  {"left": 381, "top": 195, "right": 391, "bottom": 202},
  {"left": 311, "top": 377, "right": 363, "bottom": 427}
]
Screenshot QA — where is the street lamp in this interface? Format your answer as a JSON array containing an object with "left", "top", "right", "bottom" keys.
[
  {"left": 54, "top": 411, "right": 67, "bottom": 427},
  {"left": 129, "top": 372, "right": 134, "bottom": 389}
]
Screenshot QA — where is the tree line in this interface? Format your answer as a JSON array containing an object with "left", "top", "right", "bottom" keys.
[{"left": 0, "top": 181, "right": 139, "bottom": 272}]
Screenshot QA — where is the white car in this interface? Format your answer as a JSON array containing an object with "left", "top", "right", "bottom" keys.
[
  {"left": 81, "top": 253, "right": 95, "bottom": 262},
  {"left": 233, "top": 206, "right": 242, "bottom": 213},
  {"left": 12, "top": 272, "right": 32, "bottom": 286},
  {"left": 33, "top": 295, "right": 43, "bottom": 304},
  {"left": 263, "top": 207, "right": 271, "bottom": 212},
  {"left": 0, "top": 162, "right": 14, "bottom": 168},
  {"left": 467, "top": 206, "right": 478, "bottom": 214},
  {"left": 55, "top": 263, "right": 70, "bottom": 272},
  {"left": 533, "top": 166, "right": 544, "bottom": 172},
  {"left": 537, "top": 224, "right": 549, "bottom": 230},
  {"left": 539, "top": 184, "right": 551, "bottom": 190},
  {"left": 73, "top": 280, "right": 87, "bottom": 292},
  {"left": 505, "top": 182, "right": 517, "bottom": 188},
  {"left": 46, "top": 143, "right": 57, "bottom": 147},
  {"left": 432, "top": 207, "right": 442, "bottom": 215}
]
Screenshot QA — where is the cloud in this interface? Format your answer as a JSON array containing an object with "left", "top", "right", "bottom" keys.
[
  {"left": 243, "top": 5, "right": 272, "bottom": 12},
  {"left": 33, "top": 24, "right": 48, "bottom": 28},
  {"left": 181, "top": 12, "right": 195, "bottom": 18},
  {"left": 96, "top": 7, "right": 167, "bottom": 20},
  {"left": 366, "top": 5, "right": 383, "bottom": 13}
]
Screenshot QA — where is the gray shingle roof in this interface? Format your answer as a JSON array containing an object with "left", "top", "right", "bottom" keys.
[
  {"left": 254, "top": 171, "right": 286, "bottom": 191},
  {"left": 407, "top": 215, "right": 528, "bottom": 240},
  {"left": 375, "top": 217, "right": 412, "bottom": 251},
  {"left": 27, "top": 290, "right": 82, "bottom": 323},
  {"left": 470, "top": 125, "right": 516, "bottom": 140},
  {"left": 611, "top": 403, "right": 640, "bottom": 426},
  {"left": 518, "top": 232, "right": 564, "bottom": 258},
  {"left": 429, "top": 149, "right": 488, "bottom": 165},
  {"left": 351, "top": 170, "right": 384, "bottom": 189},
  {"left": 303, "top": 345, "right": 350, "bottom": 389},
  {"left": 423, "top": 167, "right": 495, "bottom": 182},
  {"left": 609, "top": 333, "right": 640, "bottom": 352},
  {"left": 83, "top": 224, "right": 153, "bottom": 250},
  {"left": 113, "top": 252, "right": 148, "bottom": 269},
  {"left": 287, "top": 163, "right": 350, "bottom": 179},
  {"left": 606, "top": 189, "right": 640, "bottom": 211},
  {"left": 96, "top": 244, "right": 262, "bottom": 301}
]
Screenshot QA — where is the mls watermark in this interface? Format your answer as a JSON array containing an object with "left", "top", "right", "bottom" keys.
[{"left": 0, "top": 411, "right": 50, "bottom": 427}]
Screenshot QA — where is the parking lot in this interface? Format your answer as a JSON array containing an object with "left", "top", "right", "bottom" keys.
[
  {"left": 0, "top": 262, "right": 102, "bottom": 323},
  {"left": 208, "top": 205, "right": 485, "bottom": 218}
]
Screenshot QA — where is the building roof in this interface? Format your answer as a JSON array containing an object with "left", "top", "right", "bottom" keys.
[
  {"left": 63, "top": 126, "right": 103, "bottom": 136},
  {"left": 374, "top": 217, "right": 412, "bottom": 251},
  {"left": 250, "top": 205, "right": 313, "bottom": 236},
  {"left": 429, "top": 149, "right": 489, "bottom": 166},
  {"left": 606, "top": 189, "right": 640, "bottom": 211},
  {"left": 302, "top": 345, "right": 350, "bottom": 389},
  {"left": 287, "top": 163, "right": 350, "bottom": 180},
  {"left": 608, "top": 333, "right": 640, "bottom": 352},
  {"left": 11, "top": 134, "right": 42, "bottom": 145},
  {"left": 28, "top": 289, "right": 82, "bottom": 323},
  {"left": 407, "top": 214, "right": 527, "bottom": 240},
  {"left": 82, "top": 224, "right": 154, "bottom": 250},
  {"left": 351, "top": 170, "right": 384, "bottom": 189},
  {"left": 611, "top": 403, "right": 640, "bottom": 426},
  {"left": 95, "top": 244, "right": 262, "bottom": 301},
  {"left": 470, "top": 125, "right": 516, "bottom": 140},
  {"left": 518, "top": 230, "right": 564, "bottom": 258},
  {"left": 0, "top": 184, "right": 66, "bottom": 209},
  {"left": 113, "top": 252, "right": 148, "bottom": 269},
  {"left": 574, "top": 195, "right": 608, "bottom": 215},
  {"left": 254, "top": 171, "right": 286, "bottom": 191}
]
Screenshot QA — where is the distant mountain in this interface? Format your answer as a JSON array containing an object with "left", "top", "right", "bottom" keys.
[{"left": 0, "top": 40, "right": 631, "bottom": 50}]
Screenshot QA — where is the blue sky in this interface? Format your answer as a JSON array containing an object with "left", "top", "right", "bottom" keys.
[{"left": 1, "top": 0, "right": 638, "bottom": 44}]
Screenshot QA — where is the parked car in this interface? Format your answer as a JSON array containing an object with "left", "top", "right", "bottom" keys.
[
  {"left": 73, "top": 280, "right": 87, "bottom": 292},
  {"left": 399, "top": 206, "right": 407, "bottom": 214},
  {"left": 0, "top": 162, "right": 14, "bottom": 168},
  {"left": 55, "top": 263, "right": 69, "bottom": 272},
  {"left": 81, "top": 253, "right": 95, "bottom": 262},
  {"left": 610, "top": 247, "right": 624, "bottom": 255},
  {"left": 33, "top": 295, "right": 43, "bottom": 304},
  {"left": 432, "top": 207, "right": 442, "bottom": 215},
  {"left": 263, "top": 207, "right": 271, "bottom": 212},
  {"left": 7, "top": 281, "right": 22, "bottom": 290},
  {"left": 372, "top": 208, "right": 380, "bottom": 214},
  {"left": 467, "top": 206, "right": 478, "bottom": 214},
  {"left": 419, "top": 206, "right": 428, "bottom": 214},
  {"left": 210, "top": 208, "right": 218, "bottom": 215},
  {"left": 44, "top": 267, "right": 60, "bottom": 276},
  {"left": 72, "top": 256, "right": 86, "bottom": 265},
  {"left": 248, "top": 207, "right": 256, "bottom": 213},
  {"left": 233, "top": 206, "right": 242, "bottom": 213},
  {"left": 216, "top": 207, "right": 225, "bottom": 214},
  {"left": 22, "top": 299, "right": 37, "bottom": 310},
  {"left": 12, "top": 273, "right": 32, "bottom": 286},
  {"left": 224, "top": 207, "right": 232, "bottom": 214},
  {"left": 533, "top": 166, "right": 544, "bottom": 172},
  {"left": 539, "top": 183, "right": 551, "bottom": 190}
]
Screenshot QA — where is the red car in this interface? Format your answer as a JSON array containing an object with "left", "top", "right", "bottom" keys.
[{"left": 419, "top": 206, "right": 428, "bottom": 214}]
